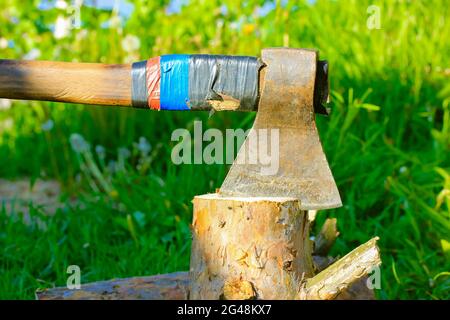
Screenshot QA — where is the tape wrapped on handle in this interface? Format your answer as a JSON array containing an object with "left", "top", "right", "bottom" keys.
[{"left": 131, "top": 54, "right": 263, "bottom": 111}]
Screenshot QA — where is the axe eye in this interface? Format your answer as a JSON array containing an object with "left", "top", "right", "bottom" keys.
[{"left": 313, "top": 60, "right": 330, "bottom": 115}]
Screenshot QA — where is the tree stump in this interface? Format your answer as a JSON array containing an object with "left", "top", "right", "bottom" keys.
[
  {"left": 189, "top": 194, "right": 314, "bottom": 300},
  {"left": 189, "top": 193, "right": 381, "bottom": 300}
]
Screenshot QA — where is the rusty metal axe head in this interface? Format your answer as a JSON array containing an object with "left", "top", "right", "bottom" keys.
[{"left": 219, "top": 48, "right": 342, "bottom": 210}]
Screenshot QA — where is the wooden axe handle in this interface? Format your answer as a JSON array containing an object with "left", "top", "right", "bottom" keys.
[{"left": 0, "top": 59, "right": 132, "bottom": 106}]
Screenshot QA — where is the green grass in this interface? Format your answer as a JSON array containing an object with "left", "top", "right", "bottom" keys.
[{"left": 0, "top": 0, "right": 449, "bottom": 299}]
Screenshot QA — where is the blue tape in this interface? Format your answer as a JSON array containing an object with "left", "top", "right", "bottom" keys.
[{"left": 160, "top": 54, "right": 190, "bottom": 110}]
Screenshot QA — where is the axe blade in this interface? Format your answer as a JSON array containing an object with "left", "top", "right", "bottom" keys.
[{"left": 219, "top": 48, "right": 342, "bottom": 210}]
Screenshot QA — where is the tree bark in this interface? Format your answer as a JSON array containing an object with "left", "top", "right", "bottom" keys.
[{"left": 189, "top": 194, "right": 314, "bottom": 300}]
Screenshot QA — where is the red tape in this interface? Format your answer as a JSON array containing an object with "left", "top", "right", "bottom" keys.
[{"left": 146, "top": 57, "right": 161, "bottom": 110}]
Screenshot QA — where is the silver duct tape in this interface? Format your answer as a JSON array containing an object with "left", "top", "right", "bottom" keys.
[
  {"left": 188, "top": 55, "right": 263, "bottom": 111},
  {"left": 131, "top": 60, "right": 148, "bottom": 108}
]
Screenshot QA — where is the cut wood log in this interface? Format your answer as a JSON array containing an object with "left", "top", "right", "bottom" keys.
[
  {"left": 189, "top": 193, "right": 314, "bottom": 300},
  {"left": 300, "top": 237, "right": 381, "bottom": 300},
  {"left": 36, "top": 272, "right": 189, "bottom": 300},
  {"left": 35, "top": 270, "right": 375, "bottom": 300}
]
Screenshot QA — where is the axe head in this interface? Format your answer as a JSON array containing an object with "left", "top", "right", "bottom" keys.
[{"left": 219, "top": 48, "right": 342, "bottom": 210}]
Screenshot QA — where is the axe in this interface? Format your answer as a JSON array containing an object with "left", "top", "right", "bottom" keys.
[{"left": 0, "top": 48, "right": 341, "bottom": 210}]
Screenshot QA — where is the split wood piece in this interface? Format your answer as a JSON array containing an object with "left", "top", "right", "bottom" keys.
[
  {"left": 36, "top": 272, "right": 189, "bottom": 300},
  {"left": 308, "top": 210, "right": 318, "bottom": 223},
  {"left": 313, "top": 218, "right": 340, "bottom": 256},
  {"left": 300, "top": 237, "right": 381, "bottom": 300},
  {"left": 189, "top": 194, "right": 314, "bottom": 300},
  {"left": 311, "top": 218, "right": 375, "bottom": 300}
]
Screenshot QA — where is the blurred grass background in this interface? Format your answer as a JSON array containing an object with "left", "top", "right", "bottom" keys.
[{"left": 0, "top": 0, "right": 449, "bottom": 299}]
